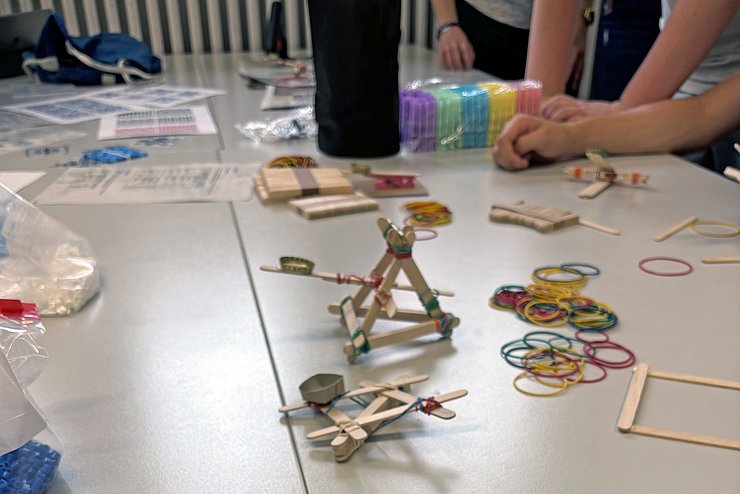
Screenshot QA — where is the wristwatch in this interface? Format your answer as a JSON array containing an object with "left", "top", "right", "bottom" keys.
[{"left": 435, "top": 20, "right": 460, "bottom": 40}]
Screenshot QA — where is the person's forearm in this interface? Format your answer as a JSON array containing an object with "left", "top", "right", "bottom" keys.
[
  {"left": 564, "top": 72, "right": 740, "bottom": 155},
  {"left": 619, "top": 0, "right": 739, "bottom": 108},
  {"left": 525, "top": 0, "right": 583, "bottom": 98},
  {"left": 430, "top": 0, "right": 458, "bottom": 25}
]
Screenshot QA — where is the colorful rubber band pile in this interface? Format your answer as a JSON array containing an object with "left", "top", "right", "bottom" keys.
[
  {"left": 401, "top": 201, "right": 452, "bottom": 241},
  {"left": 491, "top": 263, "right": 634, "bottom": 396},
  {"left": 265, "top": 155, "right": 317, "bottom": 168}
]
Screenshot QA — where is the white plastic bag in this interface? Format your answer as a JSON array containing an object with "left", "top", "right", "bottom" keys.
[
  {"left": 0, "top": 182, "right": 99, "bottom": 316},
  {"left": 0, "top": 300, "right": 48, "bottom": 389}
]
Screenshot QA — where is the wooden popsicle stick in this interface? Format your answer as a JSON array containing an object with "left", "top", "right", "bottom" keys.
[
  {"left": 617, "top": 363, "right": 649, "bottom": 432},
  {"left": 328, "top": 304, "right": 430, "bottom": 322},
  {"left": 578, "top": 181, "right": 612, "bottom": 199},
  {"left": 654, "top": 216, "right": 698, "bottom": 242},
  {"left": 491, "top": 203, "right": 578, "bottom": 225},
  {"left": 278, "top": 375, "right": 430, "bottom": 413},
  {"left": 343, "top": 319, "right": 450, "bottom": 357},
  {"left": 647, "top": 370, "right": 740, "bottom": 391},
  {"left": 331, "top": 395, "right": 393, "bottom": 462},
  {"left": 360, "top": 259, "right": 402, "bottom": 328},
  {"left": 357, "top": 384, "right": 455, "bottom": 420},
  {"left": 399, "top": 258, "right": 444, "bottom": 318},
  {"left": 578, "top": 219, "right": 621, "bottom": 236},
  {"left": 325, "top": 407, "right": 368, "bottom": 442},
  {"left": 629, "top": 425, "right": 740, "bottom": 451},
  {"left": 585, "top": 149, "right": 614, "bottom": 171},
  {"left": 307, "top": 389, "right": 468, "bottom": 439},
  {"left": 259, "top": 265, "right": 454, "bottom": 297},
  {"left": 702, "top": 257, "right": 740, "bottom": 264}
]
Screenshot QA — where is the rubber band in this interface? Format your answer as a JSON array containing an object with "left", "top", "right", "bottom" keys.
[
  {"left": 638, "top": 256, "right": 693, "bottom": 277},
  {"left": 411, "top": 227, "right": 438, "bottom": 241},
  {"left": 520, "top": 300, "right": 569, "bottom": 327},
  {"left": 688, "top": 220, "right": 740, "bottom": 238},
  {"left": 583, "top": 341, "right": 635, "bottom": 369},
  {"left": 489, "top": 285, "right": 528, "bottom": 310},
  {"left": 577, "top": 359, "right": 608, "bottom": 384},
  {"left": 560, "top": 262, "right": 601, "bottom": 277},
  {"left": 513, "top": 371, "right": 568, "bottom": 397},
  {"left": 266, "top": 155, "right": 317, "bottom": 168},
  {"left": 532, "top": 266, "right": 587, "bottom": 287},
  {"left": 575, "top": 330, "right": 610, "bottom": 344},
  {"left": 401, "top": 201, "right": 452, "bottom": 227}
]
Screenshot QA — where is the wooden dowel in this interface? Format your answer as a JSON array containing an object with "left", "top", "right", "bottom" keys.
[
  {"left": 260, "top": 265, "right": 454, "bottom": 296},
  {"left": 654, "top": 216, "right": 698, "bottom": 242},
  {"left": 578, "top": 219, "right": 621, "bottom": 236},
  {"left": 647, "top": 370, "right": 740, "bottom": 390},
  {"left": 702, "top": 257, "right": 740, "bottom": 264},
  {"left": 617, "top": 363, "right": 649, "bottom": 432},
  {"left": 629, "top": 425, "right": 740, "bottom": 451}
]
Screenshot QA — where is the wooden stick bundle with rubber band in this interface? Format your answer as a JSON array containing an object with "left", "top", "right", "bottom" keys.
[
  {"left": 489, "top": 201, "right": 620, "bottom": 236},
  {"left": 254, "top": 167, "right": 354, "bottom": 201},
  {"left": 617, "top": 363, "right": 740, "bottom": 451},
  {"left": 279, "top": 374, "right": 468, "bottom": 462}
]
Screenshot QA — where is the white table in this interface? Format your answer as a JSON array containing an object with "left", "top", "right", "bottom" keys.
[{"left": 0, "top": 47, "right": 738, "bottom": 493}]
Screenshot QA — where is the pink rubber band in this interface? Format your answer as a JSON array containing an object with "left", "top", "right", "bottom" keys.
[{"left": 638, "top": 256, "right": 693, "bottom": 277}]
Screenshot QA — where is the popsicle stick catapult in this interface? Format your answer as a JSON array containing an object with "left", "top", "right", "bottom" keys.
[
  {"left": 279, "top": 373, "right": 468, "bottom": 461},
  {"left": 564, "top": 149, "right": 649, "bottom": 199},
  {"left": 489, "top": 201, "right": 620, "bottom": 236},
  {"left": 260, "top": 218, "right": 459, "bottom": 362},
  {"left": 617, "top": 363, "right": 740, "bottom": 451}
]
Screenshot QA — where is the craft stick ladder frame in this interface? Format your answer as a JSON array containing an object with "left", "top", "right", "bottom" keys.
[{"left": 617, "top": 363, "right": 740, "bottom": 451}]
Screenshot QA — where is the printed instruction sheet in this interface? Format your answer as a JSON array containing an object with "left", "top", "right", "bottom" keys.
[
  {"left": 33, "top": 164, "right": 254, "bottom": 205},
  {"left": 4, "top": 96, "right": 144, "bottom": 125},
  {"left": 88, "top": 85, "right": 225, "bottom": 108},
  {"left": 97, "top": 106, "right": 218, "bottom": 140}
]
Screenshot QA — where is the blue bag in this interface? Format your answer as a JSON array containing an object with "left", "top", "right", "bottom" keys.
[{"left": 22, "top": 13, "right": 162, "bottom": 85}]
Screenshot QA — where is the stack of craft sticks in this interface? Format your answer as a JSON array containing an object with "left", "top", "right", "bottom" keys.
[
  {"left": 254, "top": 167, "right": 353, "bottom": 202},
  {"left": 399, "top": 80, "right": 541, "bottom": 152}
]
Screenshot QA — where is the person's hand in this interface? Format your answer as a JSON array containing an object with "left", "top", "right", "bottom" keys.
[
  {"left": 492, "top": 115, "right": 571, "bottom": 170},
  {"left": 437, "top": 27, "right": 475, "bottom": 71},
  {"left": 541, "top": 95, "right": 620, "bottom": 122}
]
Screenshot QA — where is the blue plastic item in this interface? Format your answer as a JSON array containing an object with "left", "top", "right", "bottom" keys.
[{"left": 0, "top": 440, "right": 61, "bottom": 494}]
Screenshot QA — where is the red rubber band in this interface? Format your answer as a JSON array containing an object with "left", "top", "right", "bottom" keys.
[
  {"left": 583, "top": 341, "right": 635, "bottom": 369},
  {"left": 638, "top": 256, "right": 693, "bottom": 277}
]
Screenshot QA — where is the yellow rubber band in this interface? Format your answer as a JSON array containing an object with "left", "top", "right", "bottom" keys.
[
  {"left": 689, "top": 220, "right": 740, "bottom": 238},
  {"left": 513, "top": 371, "right": 569, "bottom": 397}
]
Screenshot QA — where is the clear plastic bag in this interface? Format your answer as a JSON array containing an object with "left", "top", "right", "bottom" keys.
[
  {"left": 399, "top": 79, "right": 542, "bottom": 153},
  {"left": 235, "top": 106, "right": 317, "bottom": 143},
  {"left": 0, "top": 300, "right": 48, "bottom": 389},
  {"left": 0, "top": 183, "right": 99, "bottom": 316},
  {"left": 0, "top": 353, "right": 62, "bottom": 494}
]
